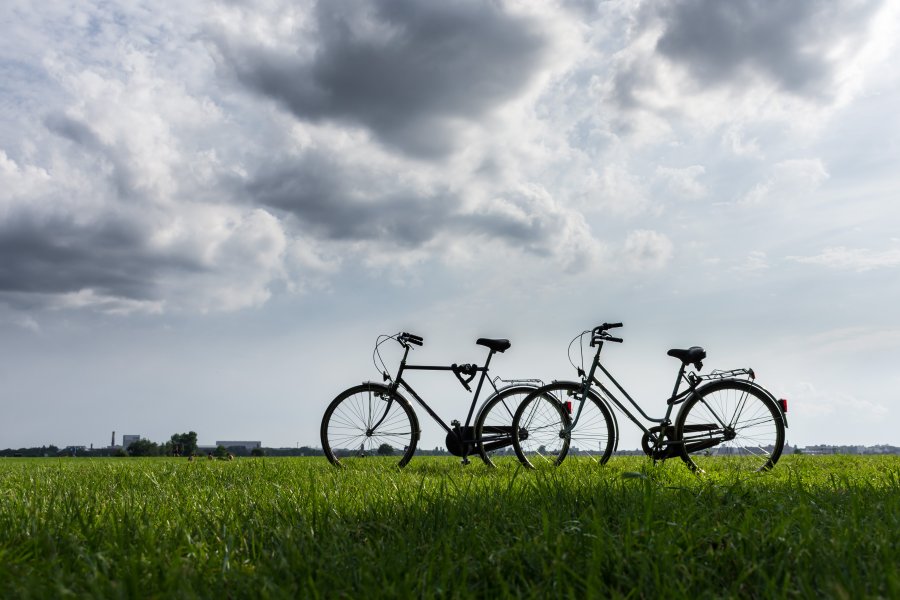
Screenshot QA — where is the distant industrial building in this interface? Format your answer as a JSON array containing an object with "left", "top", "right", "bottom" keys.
[
  {"left": 215, "top": 441, "right": 262, "bottom": 451},
  {"left": 122, "top": 435, "right": 140, "bottom": 449}
]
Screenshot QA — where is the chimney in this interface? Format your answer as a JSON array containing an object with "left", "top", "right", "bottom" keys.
[{"left": 112, "top": 431, "right": 115, "bottom": 447}]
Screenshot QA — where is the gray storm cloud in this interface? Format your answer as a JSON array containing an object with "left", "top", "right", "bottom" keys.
[
  {"left": 0, "top": 212, "right": 157, "bottom": 301},
  {"left": 654, "top": 0, "right": 884, "bottom": 98},
  {"left": 211, "top": 0, "right": 548, "bottom": 157},
  {"left": 248, "top": 153, "right": 582, "bottom": 257}
]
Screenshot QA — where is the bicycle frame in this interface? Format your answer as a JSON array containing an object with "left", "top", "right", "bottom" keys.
[
  {"left": 382, "top": 342, "right": 500, "bottom": 438},
  {"left": 570, "top": 339, "right": 697, "bottom": 451}
]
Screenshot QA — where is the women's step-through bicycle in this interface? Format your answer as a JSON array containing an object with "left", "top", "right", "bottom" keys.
[
  {"left": 321, "top": 332, "right": 540, "bottom": 468},
  {"left": 512, "top": 323, "right": 788, "bottom": 473}
]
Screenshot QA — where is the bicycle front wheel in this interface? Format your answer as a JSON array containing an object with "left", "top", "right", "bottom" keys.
[
  {"left": 512, "top": 384, "right": 572, "bottom": 468},
  {"left": 320, "top": 384, "right": 419, "bottom": 468},
  {"left": 474, "top": 385, "right": 537, "bottom": 467},
  {"left": 518, "top": 381, "right": 616, "bottom": 466},
  {"left": 676, "top": 380, "right": 784, "bottom": 474}
]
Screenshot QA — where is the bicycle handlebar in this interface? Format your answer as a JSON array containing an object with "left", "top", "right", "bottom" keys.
[
  {"left": 398, "top": 332, "right": 424, "bottom": 347},
  {"left": 590, "top": 322, "right": 624, "bottom": 346}
]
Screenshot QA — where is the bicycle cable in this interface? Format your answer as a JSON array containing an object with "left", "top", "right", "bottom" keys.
[
  {"left": 372, "top": 333, "right": 399, "bottom": 381},
  {"left": 567, "top": 330, "right": 591, "bottom": 376}
]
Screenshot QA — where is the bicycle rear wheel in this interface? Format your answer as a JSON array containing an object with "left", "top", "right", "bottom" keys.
[
  {"left": 676, "top": 380, "right": 784, "bottom": 474},
  {"left": 512, "top": 384, "right": 571, "bottom": 468},
  {"left": 320, "top": 384, "right": 419, "bottom": 468},
  {"left": 474, "top": 385, "right": 537, "bottom": 467}
]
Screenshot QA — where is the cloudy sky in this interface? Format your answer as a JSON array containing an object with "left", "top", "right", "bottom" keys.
[{"left": 2, "top": 0, "right": 899, "bottom": 451}]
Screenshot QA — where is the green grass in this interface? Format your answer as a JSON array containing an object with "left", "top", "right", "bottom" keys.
[{"left": 0, "top": 455, "right": 897, "bottom": 598}]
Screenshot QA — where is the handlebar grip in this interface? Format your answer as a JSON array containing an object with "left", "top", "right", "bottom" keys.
[
  {"left": 603, "top": 322, "right": 623, "bottom": 330},
  {"left": 401, "top": 332, "right": 424, "bottom": 346},
  {"left": 606, "top": 336, "right": 623, "bottom": 343}
]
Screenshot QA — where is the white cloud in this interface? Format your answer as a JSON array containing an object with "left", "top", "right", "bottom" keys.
[
  {"left": 0, "top": 150, "right": 52, "bottom": 206},
  {"left": 722, "top": 125, "right": 763, "bottom": 158},
  {"left": 580, "top": 163, "right": 652, "bottom": 217},
  {"left": 732, "top": 250, "right": 769, "bottom": 273},
  {"left": 802, "top": 326, "right": 900, "bottom": 355},
  {"left": 12, "top": 314, "right": 42, "bottom": 334},
  {"left": 621, "top": 229, "right": 673, "bottom": 270},
  {"left": 654, "top": 165, "right": 707, "bottom": 199},
  {"left": 740, "top": 158, "right": 829, "bottom": 205},
  {"left": 51, "top": 289, "right": 164, "bottom": 316},
  {"left": 780, "top": 381, "right": 888, "bottom": 419},
  {"left": 152, "top": 208, "right": 290, "bottom": 313},
  {"left": 790, "top": 246, "right": 900, "bottom": 271}
]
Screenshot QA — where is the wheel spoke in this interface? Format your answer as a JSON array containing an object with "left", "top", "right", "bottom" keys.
[
  {"left": 678, "top": 382, "right": 784, "bottom": 473},
  {"left": 322, "top": 387, "right": 418, "bottom": 467},
  {"left": 513, "top": 383, "right": 614, "bottom": 469}
]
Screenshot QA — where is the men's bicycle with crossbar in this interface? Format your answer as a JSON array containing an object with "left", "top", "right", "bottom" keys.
[{"left": 321, "top": 332, "right": 541, "bottom": 467}]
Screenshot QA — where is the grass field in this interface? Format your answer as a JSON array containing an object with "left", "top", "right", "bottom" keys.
[{"left": 0, "top": 455, "right": 897, "bottom": 598}]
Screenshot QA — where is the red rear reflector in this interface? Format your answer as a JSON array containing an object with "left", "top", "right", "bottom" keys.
[
  {"left": 565, "top": 401, "right": 572, "bottom": 415},
  {"left": 779, "top": 398, "right": 788, "bottom": 413}
]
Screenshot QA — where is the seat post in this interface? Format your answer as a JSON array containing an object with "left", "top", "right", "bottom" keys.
[
  {"left": 670, "top": 363, "right": 686, "bottom": 402},
  {"left": 464, "top": 349, "right": 495, "bottom": 427}
]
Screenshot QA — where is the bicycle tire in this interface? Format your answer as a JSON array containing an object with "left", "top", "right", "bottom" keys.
[
  {"left": 474, "top": 385, "right": 538, "bottom": 467},
  {"left": 320, "top": 383, "right": 419, "bottom": 468},
  {"left": 516, "top": 381, "right": 616, "bottom": 467},
  {"left": 511, "top": 384, "right": 573, "bottom": 468},
  {"left": 675, "top": 379, "right": 785, "bottom": 474}
]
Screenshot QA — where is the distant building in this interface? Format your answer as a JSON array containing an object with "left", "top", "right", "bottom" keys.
[
  {"left": 122, "top": 435, "right": 140, "bottom": 449},
  {"left": 215, "top": 441, "right": 262, "bottom": 451}
]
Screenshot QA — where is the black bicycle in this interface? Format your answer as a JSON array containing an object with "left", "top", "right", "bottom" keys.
[
  {"left": 512, "top": 323, "right": 788, "bottom": 473},
  {"left": 320, "top": 332, "right": 540, "bottom": 468}
]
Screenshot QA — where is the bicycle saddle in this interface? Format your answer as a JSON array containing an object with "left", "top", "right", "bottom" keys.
[
  {"left": 476, "top": 338, "right": 511, "bottom": 353},
  {"left": 667, "top": 346, "right": 706, "bottom": 369}
]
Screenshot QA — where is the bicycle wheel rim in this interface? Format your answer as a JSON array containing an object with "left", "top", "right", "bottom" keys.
[
  {"left": 514, "top": 393, "right": 569, "bottom": 467},
  {"left": 678, "top": 383, "right": 784, "bottom": 474},
  {"left": 322, "top": 387, "right": 416, "bottom": 467},
  {"left": 566, "top": 395, "right": 615, "bottom": 465},
  {"left": 476, "top": 387, "right": 536, "bottom": 467}
]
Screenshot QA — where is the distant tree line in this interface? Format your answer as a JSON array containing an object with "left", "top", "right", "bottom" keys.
[
  {"left": 1, "top": 440, "right": 457, "bottom": 458},
  {"left": 0, "top": 445, "right": 61, "bottom": 458},
  {"left": 0, "top": 432, "right": 201, "bottom": 458},
  {"left": 125, "top": 431, "right": 200, "bottom": 457}
]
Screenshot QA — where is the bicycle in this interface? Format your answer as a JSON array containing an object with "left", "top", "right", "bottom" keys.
[
  {"left": 320, "top": 332, "right": 541, "bottom": 468},
  {"left": 511, "top": 323, "right": 788, "bottom": 473}
]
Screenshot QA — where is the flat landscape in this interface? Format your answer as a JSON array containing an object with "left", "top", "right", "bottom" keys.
[{"left": 0, "top": 455, "right": 897, "bottom": 598}]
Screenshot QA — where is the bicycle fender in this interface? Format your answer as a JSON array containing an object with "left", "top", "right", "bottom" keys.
[
  {"left": 474, "top": 384, "right": 540, "bottom": 421},
  {"left": 747, "top": 380, "right": 788, "bottom": 428},
  {"left": 683, "top": 379, "right": 787, "bottom": 429}
]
